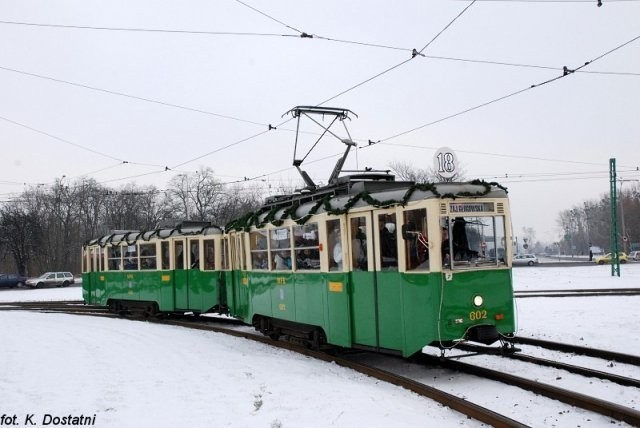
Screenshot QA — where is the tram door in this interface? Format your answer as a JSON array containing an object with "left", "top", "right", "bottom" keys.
[
  {"left": 173, "top": 239, "right": 189, "bottom": 309},
  {"left": 348, "top": 209, "right": 403, "bottom": 351},
  {"left": 347, "top": 213, "right": 377, "bottom": 347}
]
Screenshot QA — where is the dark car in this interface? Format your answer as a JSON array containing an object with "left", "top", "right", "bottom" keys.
[{"left": 0, "top": 273, "right": 28, "bottom": 288}]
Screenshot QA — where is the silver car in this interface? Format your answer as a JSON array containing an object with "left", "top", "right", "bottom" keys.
[
  {"left": 512, "top": 254, "right": 539, "bottom": 266},
  {"left": 26, "top": 272, "right": 75, "bottom": 288}
]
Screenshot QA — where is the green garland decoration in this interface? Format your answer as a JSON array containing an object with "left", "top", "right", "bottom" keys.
[{"left": 226, "top": 179, "right": 507, "bottom": 231}]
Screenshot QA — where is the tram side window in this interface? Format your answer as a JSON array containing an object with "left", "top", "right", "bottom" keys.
[
  {"left": 327, "top": 219, "right": 343, "bottom": 271},
  {"left": 379, "top": 213, "right": 398, "bottom": 270},
  {"left": 189, "top": 240, "right": 200, "bottom": 269},
  {"left": 97, "top": 247, "right": 104, "bottom": 271},
  {"left": 108, "top": 245, "right": 122, "bottom": 271},
  {"left": 250, "top": 230, "right": 269, "bottom": 270},
  {"left": 139, "top": 243, "right": 156, "bottom": 270},
  {"left": 350, "top": 217, "right": 368, "bottom": 271},
  {"left": 221, "top": 238, "right": 230, "bottom": 270},
  {"left": 124, "top": 245, "right": 138, "bottom": 270},
  {"left": 293, "top": 223, "right": 320, "bottom": 270},
  {"left": 403, "top": 209, "right": 429, "bottom": 271},
  {"left": 89, "top": 248, "right": 97, "bottom": 272},
  {"left": 161, "top": 241, "right": 170, "bottom": 270},
  {"left": 203, "top": 239, "right": 215, "bottom": 270},
  {"left": 175, "top": 241, "right": 185, "bottom": 270},
  {"left": 82, "top": 248, "right": 88, "bottom": 273},
  {"left": 235, "top": 234, "right": 246, "bottom": 270},
  {"left": 270, "top": 227, "right": 292, "bottom": 270}
]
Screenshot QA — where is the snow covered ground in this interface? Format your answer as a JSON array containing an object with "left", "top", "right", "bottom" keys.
[{"left": 1, "top": 264, "right": 638, "bottom": 427}]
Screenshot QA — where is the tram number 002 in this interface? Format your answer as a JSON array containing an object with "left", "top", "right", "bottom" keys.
[{"left": 469, "top": 310, "right": 487, "bottom": 321}]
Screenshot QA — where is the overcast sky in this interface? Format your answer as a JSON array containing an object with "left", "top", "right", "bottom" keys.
[{"left": 1, "top": 0, "right": 639, "bottom": 242}]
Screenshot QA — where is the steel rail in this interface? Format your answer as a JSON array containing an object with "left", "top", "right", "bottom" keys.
[
  {"left": 153, "top": 318, "right": 528, "bottom": 428},
  {"left": 418, "top": 354, "right": 640, "bottom": 426},
  {"left": 507, "top": 336, "right": 640, "bottom": 366}
]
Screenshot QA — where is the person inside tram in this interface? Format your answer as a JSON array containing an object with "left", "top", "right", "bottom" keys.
[
  {"left": 452, "top": 217, "right": 479, "bottom": 260},
  {"left": 380, "top": 220, "right": 398, "bottom": 268},
  {"left": 274, "top": 251, "right": 291, "bottom": 270}
]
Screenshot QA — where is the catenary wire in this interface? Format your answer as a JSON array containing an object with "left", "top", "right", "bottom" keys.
[{"left": 374, "top": 34, "right": 640, "bottom": 144}]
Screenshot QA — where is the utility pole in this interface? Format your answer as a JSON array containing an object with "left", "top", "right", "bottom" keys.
[{"left": 609, "top": 159, "right": 620, "bottom": 277}]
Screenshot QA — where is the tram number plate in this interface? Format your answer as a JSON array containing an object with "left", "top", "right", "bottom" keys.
[{"left": 469, "top": 310, "right": 487, "bottom": 321}]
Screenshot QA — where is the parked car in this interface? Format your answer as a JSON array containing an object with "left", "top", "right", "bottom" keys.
[
  {"left": 629, "top": 251, "right": 640, "bottom": 261},
  {"left": 0, "top": 273, "right": 28, "bottom": 289},
  {"left": 26, "top": 272, "right": 75, "bottom": 288},
  {"left": 513, "top": 254, "right": 539, "bottom": 266},
  {"left": 594, "top": 252, "right": 628, "bottom": 265}
]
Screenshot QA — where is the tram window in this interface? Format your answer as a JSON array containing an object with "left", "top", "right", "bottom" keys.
[
  {"left": 293, "top": 223, "right": 320, "bottom": 270},
  {"left": 443, "top": 216, "right": 506, "bottom": 269},
  {"left": 189, "top": 240, "right": 200, "bottom": 269},
  {"left": 235, "top": 234, "right": 246, "bottom": 270},
  {"left": 270, "top": 227, "right": 292, "bottom": 270},
  {"left": 89, "top": 248, "right": 96, "bottom": 272},
  {"left": 250, "top": 230, "right": 269, "bottom": 270},
  {"left": 139, "top": 243, "right": 156, "bottom": 270},
  {"left": 203, "top": 239, "right": 215, "bottom": 270},
  {"left": 403, "top": 209, "right": 429, "bottom": 271},
  {"left": 221, "top": 238, "right": 230, "bottom": 270},
  {"left": 82, "top": 248, "right": 88, "bottom": 273},
  {"left": 379, "top": 213, "right": 398, "bottom": 270},
  {"left": 107, "top": 245, "right": 122, "bottom": 271},
  {"left": 327, "top": 219, "right": 343, "bottom": 271},
  {"left": 175, "top": 241, "right": 185, "bottom": 270},
  {"left": 161, "top": 241, "right": 170, "bottom": 270},
  {"left": 350, "top": 217, "right": 368, "bottom": 271},
  {"left": 97, "top": 247, "right": 104, "bottom": 272},
  {"left": 124, "top": 245, "right": 138, "bottom": 270}
]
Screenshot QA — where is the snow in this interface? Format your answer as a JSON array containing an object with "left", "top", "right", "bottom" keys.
[{"left": 1, "top": 264, "right": 639, "bottom": 427}]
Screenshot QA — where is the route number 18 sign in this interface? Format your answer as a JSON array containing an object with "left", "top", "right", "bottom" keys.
[{"left": 434, "top": 147, "right": 458, "bottom": 179}]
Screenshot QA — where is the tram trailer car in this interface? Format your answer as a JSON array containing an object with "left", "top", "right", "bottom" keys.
[
  {"left": 82, "top": 224, "right": 229, "bottom": 316},
  {"left": 82, "top": 178, "right": 517, "bottom": 357}
]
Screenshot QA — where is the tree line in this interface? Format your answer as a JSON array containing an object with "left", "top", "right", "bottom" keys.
[
  {"left": 554, "top": 183, "right": 640, "bottom": 256},
  {"left": 2, "top": 163, "right": 637, "bottom": 276},
  {"left": 0, "top": 168, "right": 263, "bottom": 276}
]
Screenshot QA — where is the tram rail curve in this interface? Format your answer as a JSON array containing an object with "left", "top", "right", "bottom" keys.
[
  {"left": 7, "top": 303, "right": 640, "bottom": 425},
  {"left": 4, "top": 303, "right": 528, "bottom": 427}
]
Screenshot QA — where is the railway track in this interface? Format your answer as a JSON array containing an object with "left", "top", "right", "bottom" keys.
[
  {"left": 514, "top": 288, "right": 640, "bottom": 298},
  {"left": 416, "top": 353, "right": 640, "bottom": 426},
  {"left": 6, "top": 302, "right": 640, "bottom": 426},
  {"left": 4, "top": 302, "right": 527, "bottom": 427}
]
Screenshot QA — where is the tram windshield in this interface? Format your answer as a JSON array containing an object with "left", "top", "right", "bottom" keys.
[{"left": 442, "top": 215, "right": 506, "bottom": 269}]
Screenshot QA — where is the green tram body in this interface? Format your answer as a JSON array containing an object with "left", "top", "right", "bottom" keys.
[{"left": 82, "top": 180, "right": 517, "bottom": 357}]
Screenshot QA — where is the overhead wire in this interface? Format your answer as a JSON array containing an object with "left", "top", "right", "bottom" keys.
[
  {"left": 371, "top": 33, "right": 640, "bottom": 145},
  {"left": 2, "top": 3, "right": 638, "bottom": 189},
  {"left": 317, "top": 1, "right": 477, "bottom": 106},
  {"left": 0, "top": 20, "right": 299, "bottom": 38},
  {"left": 0, "top": 65, "right": 267, "bottom": 128}
]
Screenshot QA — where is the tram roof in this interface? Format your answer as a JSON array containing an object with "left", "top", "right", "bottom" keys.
[
  {"left": 227, "top": 176, "right": 508, "bottom": 231},
  {"left": 84, "top": 222, "right": 223, "bottom": 248}
]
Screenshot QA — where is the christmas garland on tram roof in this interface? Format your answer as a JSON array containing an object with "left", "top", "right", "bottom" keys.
[{"left": 226, "top": 180, "right": 506, "bottom": 232}]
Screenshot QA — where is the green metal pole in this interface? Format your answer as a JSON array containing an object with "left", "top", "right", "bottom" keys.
[{"left": 609, "top": 158, "right": 620, "bottom": 277}]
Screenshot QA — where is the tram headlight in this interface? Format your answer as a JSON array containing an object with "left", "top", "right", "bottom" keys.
[{"left": 473, "top": 295, "right": 484, "bottom": 307}]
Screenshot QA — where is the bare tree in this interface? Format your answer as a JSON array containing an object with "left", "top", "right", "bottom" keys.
[
  {"left": 0, "top": 203, "right": 40, "bottom": 275},
  {"left": 388, "top": 160, "right": 465, "bottom": 182}
]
